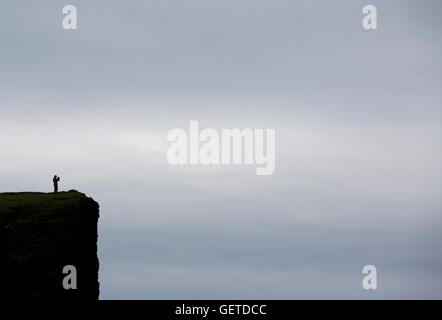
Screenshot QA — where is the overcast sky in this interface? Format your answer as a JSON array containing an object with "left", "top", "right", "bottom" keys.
[{"left": 1, "top": 0, "right": 441, "bottom": 299}]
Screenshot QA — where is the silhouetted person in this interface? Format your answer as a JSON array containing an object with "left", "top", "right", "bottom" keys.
[{"left": 53, "top": 175, "right": 60, "bottom": 193}]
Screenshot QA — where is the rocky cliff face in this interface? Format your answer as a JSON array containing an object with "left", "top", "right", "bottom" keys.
[{"left": 0, "top": 191, "right": 99, "bottom": 301}]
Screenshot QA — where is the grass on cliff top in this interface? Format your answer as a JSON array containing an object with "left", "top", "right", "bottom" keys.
[{"left": 0, "top": 190, "right": 87, "bottom": 216}]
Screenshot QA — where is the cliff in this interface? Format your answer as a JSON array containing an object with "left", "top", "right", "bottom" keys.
[{"left": 0, "top": 190, "right": 100, "bottom": 301}]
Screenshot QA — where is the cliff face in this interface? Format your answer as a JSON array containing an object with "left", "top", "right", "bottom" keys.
[{"left": 0, "top": 191, "right": 99, "bottom": 301}]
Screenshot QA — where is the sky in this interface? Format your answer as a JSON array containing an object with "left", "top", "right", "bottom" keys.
[{"left": 0, "top": 0, "right": 441, "bottom": 299}]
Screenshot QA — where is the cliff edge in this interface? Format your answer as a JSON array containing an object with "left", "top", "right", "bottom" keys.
[{"left": 0, "top": 190, "right": 99, "bottom": 300}]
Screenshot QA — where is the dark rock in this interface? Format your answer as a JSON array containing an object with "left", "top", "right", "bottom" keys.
[{"left": 0, "top": 191, "right": 100, "bottom": 301}]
